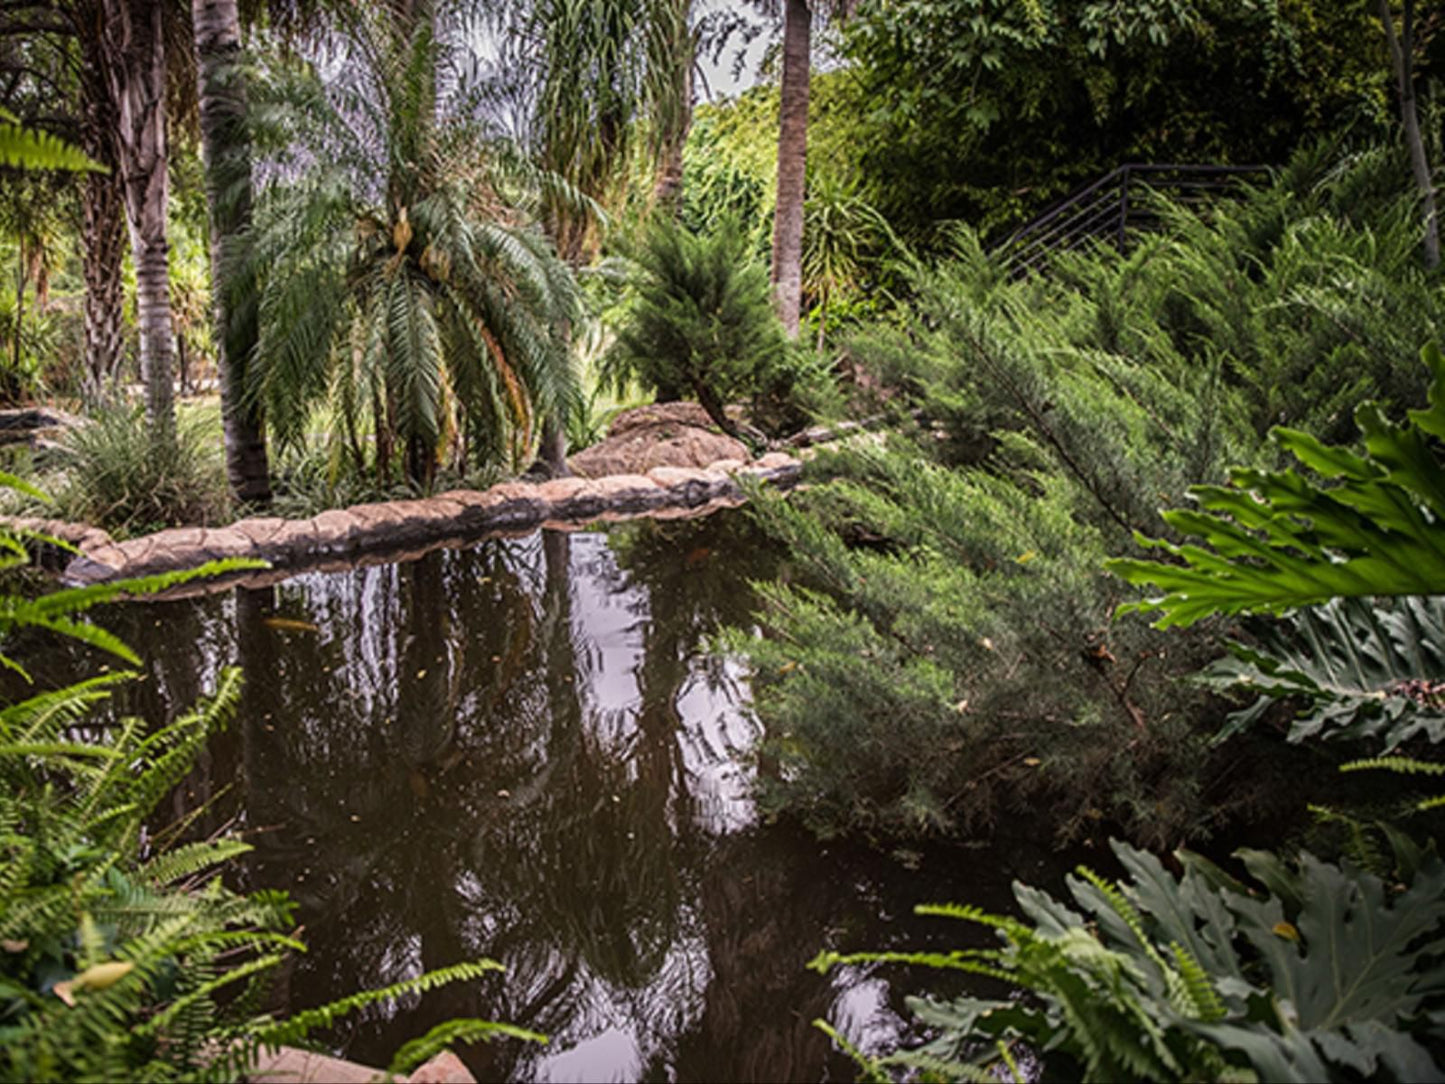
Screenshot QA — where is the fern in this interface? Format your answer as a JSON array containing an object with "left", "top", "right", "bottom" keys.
[
  {"left": 0, "top": 504, "right": 538, "bottom": 1079},
  {"left": 386, "top": 1019, "right": 547, "bottom": 1076},
  {"left": 249, "top": 959, "right": 505, "bottom": 1049},
  {"left": 814, "top": 840, "right": 1445, "bottom": 1081},
  {"left": 0, "top": 111, "right": 103, "bottom": 173}
]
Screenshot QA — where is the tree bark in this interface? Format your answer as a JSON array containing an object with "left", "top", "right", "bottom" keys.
[
  {"left": 538, "top": 417, "right": 570, "bottom": 477},
  {"left": 78, "top": 10, "right": 126, "bottom": 402},
  {"left": 1379, "top": 0, "right": 1439, "bottom": 268},
  {"left": 101, "top": 0, "right": 176, "bottom": 440},
  {"left": 193, "top": 0, "right": 271, "bottom": 503},
  {"left": 650, "top": 0, "right": 693, "bottom": 216},
  {"left": 770, "top": 0, "right": 810, "bottom": 338}
]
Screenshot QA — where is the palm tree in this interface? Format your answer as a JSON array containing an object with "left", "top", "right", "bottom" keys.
[
  {"left": 247, "top": 7, "right": 581, "bottom": 487},
  {"left": 192, "top": 0, "right": 270, "bottom": 502},
  {"left": 99, "top": 0, "right": 178, "bottom": 440}
]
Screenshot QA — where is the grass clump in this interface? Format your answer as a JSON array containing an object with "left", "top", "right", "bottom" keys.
[{"left": 47, "top": 406, "right": 230, "bottom": 535}]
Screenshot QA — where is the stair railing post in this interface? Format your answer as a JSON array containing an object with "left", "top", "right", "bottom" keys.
[{"left": 1116, "top": 165, "right": 1131, "bottom": 251}]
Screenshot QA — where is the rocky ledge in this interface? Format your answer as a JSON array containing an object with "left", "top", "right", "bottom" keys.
[{"left": 2, "top": 452, "right": 800, "bottom": 594}]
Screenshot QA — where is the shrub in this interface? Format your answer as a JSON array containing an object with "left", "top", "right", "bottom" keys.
[
  {"left": 805, "top": 344, "right": 1445, "bottom": 1084},
  {"left": 602, "top": 220, "right": 817, "bottom": 442},
  {"left": 47, "top": 407, "right": 229, "bottom": 535},
  {"left": 723, "top": 146, "right": 1445, "bottom": 845}
]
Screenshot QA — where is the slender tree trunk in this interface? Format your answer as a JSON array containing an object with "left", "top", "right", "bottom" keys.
[
  {"left": 101, "top": 0, "right": 177, "bottom": 440},
  {"left": 11, "top": 235, "right": 25, "bottom": 396},
  {"left": 650, "top": 0, "right": 694, "bottom": 215},
  {"left": 193, "top": 0, "right": 271, "bottom": 503},
  {"left": 771, "top": 0, "right": 810, "bottom": 337},
  {"left": 538, "top": 417, "right": 570, "bottom": 477},
  {"left": 79, "top": 11, "right": 126, "bottom": 402},
  {"left": 1380, "top": 0, "right": 1439, "bottom": 268}
]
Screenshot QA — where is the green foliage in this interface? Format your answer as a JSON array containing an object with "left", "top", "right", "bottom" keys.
[
  {"left": 602, "top": 220, "right": 814, "bottom": 439},
  {"left": 247, "top": 18, "right": 581, "bottom": 486},
  {"left": 0, "top": 480, "right": 535, "bottom": 1079},
  {"left": 1202, "top": 596, "right": 1445, "bottom": 750},
  {"left": 811, "top": 839, "right": 1445, "bottom": 1082},
  {"left": 839, "top": 0, "right": 1393, "bottom": 244},
  {"left": 726, "top": 145, "right": 1445, "bottom": 843},
  {"left": 0, "top": 112, "right": 102, "bottom": 174},
  {"left": 0, "top": 669, "right": 519, "bottom": 1082},
  {"left": 1111, "top": 343, "right": 1445, "bottom": 626},
  {"left": 41, "top": 407, "right": 230, "bottom": 536}
]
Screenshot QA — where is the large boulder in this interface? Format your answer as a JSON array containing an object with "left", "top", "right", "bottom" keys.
[{"left": 568, "top": 402, "right": 748, "bottom": 478}]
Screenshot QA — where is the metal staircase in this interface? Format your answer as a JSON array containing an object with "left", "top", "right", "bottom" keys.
[{"left": 995, "top": 163, "right": 1272, "bottom": 276}]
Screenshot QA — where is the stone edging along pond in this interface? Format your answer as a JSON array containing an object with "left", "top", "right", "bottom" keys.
[{"left": 3, "top": 452, "right": 802, "bottom": 599}]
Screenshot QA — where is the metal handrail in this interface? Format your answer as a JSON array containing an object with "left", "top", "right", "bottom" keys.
[{"left": 995, "top": 163, "right": 1272, "bottom": 274}]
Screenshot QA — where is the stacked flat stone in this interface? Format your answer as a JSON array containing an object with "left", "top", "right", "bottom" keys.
[{"left": 39, "top": 452, "right": 800, "bottom": 591}]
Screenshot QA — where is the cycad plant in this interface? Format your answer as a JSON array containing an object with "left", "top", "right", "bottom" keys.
[
  {"left": 247, "top": 6, "right": 582, "bottom": 486},
  {"left": 602, "top": 220, "right": 806, "bottom": 442}
]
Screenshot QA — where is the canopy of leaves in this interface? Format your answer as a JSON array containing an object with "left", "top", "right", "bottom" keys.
[{"left": 838, "top": 0, "right": 1396, "bottom": 243}]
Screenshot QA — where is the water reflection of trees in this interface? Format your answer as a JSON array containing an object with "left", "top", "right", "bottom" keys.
[
  {"left": 224, "top": 525, "right": 771, "bottom": 1077},
  {"left": 5, "top": 513, "right": 1047, "bottom": 1081}
]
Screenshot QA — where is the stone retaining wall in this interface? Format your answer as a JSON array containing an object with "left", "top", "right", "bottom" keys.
[{"left": 3, "top": 452, "right": 801, "bottom": 597}]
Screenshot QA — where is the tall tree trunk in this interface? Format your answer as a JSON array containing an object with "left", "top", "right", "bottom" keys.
[
  {"left": 193, "top": 0, "right": 271, "bottom": 503},
  {"left": 79, "top": 10, "right": 126, "bottom": 402},
  {"left": 1380, "top": 0, "right": 1439, "bottom": 268},
  {"left": 770, "top": 0, "right": 810, "bottom": 338},
  {"left": 650, "top": 0, "right": 694, "bottom": 216},
  {"left": 101, "top": 0, "right": 176, "bottom": 440}
]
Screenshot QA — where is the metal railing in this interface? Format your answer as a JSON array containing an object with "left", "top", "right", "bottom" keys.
[{"left": 995, "top": 163, "right": 1272, "bottom": 276}]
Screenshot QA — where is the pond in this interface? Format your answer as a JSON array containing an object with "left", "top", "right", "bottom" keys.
[{"left": 10, "top": 509, "right": 1091, "bottom": 1082}]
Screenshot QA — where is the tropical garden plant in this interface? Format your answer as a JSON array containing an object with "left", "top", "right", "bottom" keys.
[
  {"left": 804, "top": 295, "right": 1445, "bottom": 1084},
  {"left": 602, "top": 219, "right": 818, "bottom": 443},
  {"left": 722, "top": 147, "right": 1445, "bottom": 844},
  {"left": 246, "top": 5, "right": 582, "bottom": 487}
]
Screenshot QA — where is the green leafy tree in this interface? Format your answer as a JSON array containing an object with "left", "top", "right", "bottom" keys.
[
  {"left": 839, "top": 0, "right": 1393, "bottom": 244},
  {"left": 247, "top": 7, "right": 581, "bottom": 486}
]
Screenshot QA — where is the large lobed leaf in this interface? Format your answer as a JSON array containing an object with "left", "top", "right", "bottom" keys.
[
  {"left": 1108, "top": 345, "right": 1445, "bottom": 627},
  {"left": 812, "top": 840, "right": 1445, "bottom": 1082},
  {"left": 1204, "top": 596, "right": 1445, "bottom": 750}
]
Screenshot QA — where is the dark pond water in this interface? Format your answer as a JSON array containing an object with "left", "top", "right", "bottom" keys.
[{"left": 10, "top": 510, "right": 1092, "bottom": 1082}]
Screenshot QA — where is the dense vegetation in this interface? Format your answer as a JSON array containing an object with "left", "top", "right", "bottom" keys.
[{"left": 4, "top": 0, "right": 1445, "bottom": 1079}]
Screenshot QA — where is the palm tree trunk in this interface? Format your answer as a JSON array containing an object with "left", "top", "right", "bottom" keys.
[
  {"left": 650, "top": 0, "right": 694, "bottom": 216},
  {"left": 193, "top": 0, "right": 271, "bottom": 503},
  {"left": 770, "top": 0, "right": 810, "bottom": 338},
  {"left": 101, "top": 0, "right": 176, "bottom": 441},
  {"left": 538, "top": 417, "right": 570, "bottom": 477},
  {"left": 1379, "top": 0, "right": 1439, "bottom": 268},
  {"left": 79, "top": 14, "right": 126, "bottom": 402}
]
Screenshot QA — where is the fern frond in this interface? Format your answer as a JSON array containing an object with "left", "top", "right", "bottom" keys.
[
  {"left": 386, "top": 1019, "right": 546, "bottom": 1075},
  {"left": 247, "top": 959, "right": 505, "bottom": 1048}
]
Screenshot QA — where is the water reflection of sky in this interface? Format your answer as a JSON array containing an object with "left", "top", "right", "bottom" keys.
[{"left": 5, "top": 511, "right": 1085, "bottom": 1082}]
